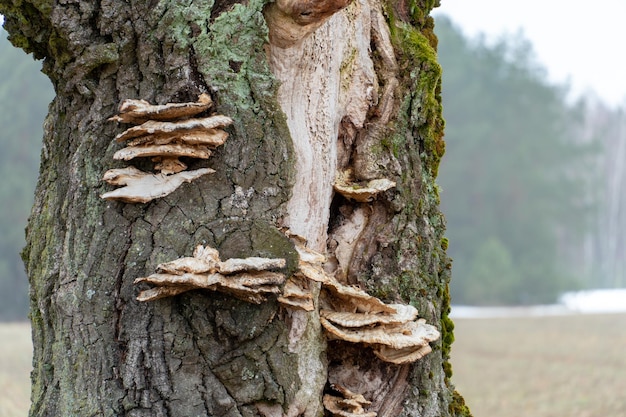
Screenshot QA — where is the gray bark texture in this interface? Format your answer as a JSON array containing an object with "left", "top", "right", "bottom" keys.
[{"left": 0, "top": 0, "right": 471, "bottom": 416}]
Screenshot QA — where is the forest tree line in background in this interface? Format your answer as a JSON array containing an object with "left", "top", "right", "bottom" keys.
[
  {"left": 1, "top": 16, "right": 625, "bottom": 319},
  {"left": 0, "top": 26, "right": 53, "bottom": 320},
  {"left": 435, "top": 16, "right": 626, "bottom": 305}
]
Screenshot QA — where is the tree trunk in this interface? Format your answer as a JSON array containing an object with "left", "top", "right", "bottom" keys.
[{"left": 0, "top": 0, "right": 469, "bottom": 416}]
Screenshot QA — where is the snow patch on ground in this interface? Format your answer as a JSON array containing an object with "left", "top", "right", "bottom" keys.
[
  {"left": 559, "top": 289, "right": 626, "bottom": 313},
  {"left": 450, "top": 289, "right": 626, "bottom": 319}
]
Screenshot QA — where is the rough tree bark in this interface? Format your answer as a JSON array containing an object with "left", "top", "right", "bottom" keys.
[{"left": 0, "top": 0, "right": 470, "bottom": 416}]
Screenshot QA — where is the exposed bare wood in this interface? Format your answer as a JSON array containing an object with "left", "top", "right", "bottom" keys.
[
  {"left": 326, "top": 206, "right": 368, "bottom": 282},
  {"left": 268, "top": 0, "right": 377, "bottom": 251},
  {"left": 263, "top": 0, "right": 352, "bottom": 48},
  {"left": 326, "top": 346, "right": 411, "bottom": 417}
]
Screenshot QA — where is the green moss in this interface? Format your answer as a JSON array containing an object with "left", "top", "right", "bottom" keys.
[
  {"left": 77, "top": 43, "right": 119, "bottom": 72},
  {"left": 250, "top": 221, "right": 299, "bottom": 276},
  {"left": 449, "top": 390, "right": 474, "bottom": 417},
  {"left": 378, "top": 4, "right": 472, "bottom": 415},
  {"left": 0, "top": 1, "right": 53, "bottom": 59},
  {"left": 440, "top": 285, "right": 455, "bottom": 378},
  {"left": 46, "top": 28, "right": 72, "bottom": 67},
  {"left": 395, "top": 25, "right": 445, "bottom": 177}
]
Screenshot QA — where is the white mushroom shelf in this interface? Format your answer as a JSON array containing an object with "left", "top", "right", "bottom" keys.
[
  {"left": 101, "top": 94, "right": 233, "bottom": 203},
  {"left": 135, "top": 244, "right": 287, "bottom": 303}
]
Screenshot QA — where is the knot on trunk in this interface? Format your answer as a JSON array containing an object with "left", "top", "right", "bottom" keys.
[{"left": 264, "top": 0, "right": 352, "bottom": 48}]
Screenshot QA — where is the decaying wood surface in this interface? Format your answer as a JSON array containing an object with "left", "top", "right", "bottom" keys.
[{"left": 263, "top": 0, "right": 447, "bottom": 413}]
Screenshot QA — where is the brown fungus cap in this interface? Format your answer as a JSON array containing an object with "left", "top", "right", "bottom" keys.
[
  {"left": 100, "top": 167, "right": 214, "bottom": 203},
  {"left": 323, "top": 384, "right": 376, "bottom": 417},
  {"left": 277, "top": 274, "right": 315, "bottom": 311},
  {"left": 135, "top": 245, "right": 286, "bottom": 303},
  {"left": 102, "top": 95, "right": 231, "bottom": 203},
  {"left": 109, "top": 93, "right": 213, "bottom": 124},
  {"left": 333, "top": 169, "right": 395, "bottom": 203},
  {"left": 320, "top": 303, "right": 418, "bottom": 327},
  {"left": 372, "top": 344, "right": 433, "bottom": 365},
  {"left": 114, "top": 115, "right": 233, "bottom": 143},
  {"left": 320, "top": 317, "right": 440, "bottom": 350}
]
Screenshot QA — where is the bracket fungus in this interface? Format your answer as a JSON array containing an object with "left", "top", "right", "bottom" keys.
[
  {"left": 134, "top": 231, "right": 439, "bottom": 392},
  {"left": 135, "top": 244, "right": 286, "bottom": 303},
  {"left": 333, "top": 169, "right": 396, "bottom": 203},
  {"left": 275, "top": 233, "right": 326, "bottom": 311},
  {"left": 324, "top": 384, "right": 377, "bottom": 417},
  {"left": 277, "top": 273, "right": 316, "bottom": 311},
  {"left": 320, "top": 316, "right": 440, "bottom": 365},
  {"left": 109, "top": 93, "right": 213, "bottom": 123},
  {"left": 318, "top": 278, "right": 440, "bottom": 364},
  {"left": 100, "top": 166, "right": 215, "bottom": 204},
  {"left": 284, "top": 232, "right": 441, "bottom": 366},
  {"left": 101, "top": 94, "right": 233, "bottom": 203}
]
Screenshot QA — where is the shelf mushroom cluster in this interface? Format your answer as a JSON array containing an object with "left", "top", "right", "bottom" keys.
[
  {"left": 135, "top": 232, "right": 439, "bottom": 367},
  {"left": 283, "top": 236, "right": 440, "bottom": 365},
  {"left": 101, "top": 94, "right": 233, "bottom": 203},
  {"left": 110, "top": 95, "right": 438, "bottom": 416},
  {"left": 135, "top": 244, "right": 287, "bottom": 303},
  {"left": 134, "top": 237, "right": 438, "bottom": 416}
]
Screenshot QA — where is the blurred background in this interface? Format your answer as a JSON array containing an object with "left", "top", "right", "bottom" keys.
[
  {"left": 1, "top": 1, "right": 625, "bottom": 415},
  {"left": 435, "top": 0, "right": 626, "bottom": 307}
]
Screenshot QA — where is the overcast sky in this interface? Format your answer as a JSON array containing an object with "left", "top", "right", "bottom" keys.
[{"left": 434, "top": 0, "right": 626, "bottom": 107}]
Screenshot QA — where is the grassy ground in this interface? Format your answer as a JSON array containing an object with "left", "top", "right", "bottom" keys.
[
  {"left": 451, "top": 313, "right": 626, "bottom": 417},
  {"left": 1, "top": 314, "right": 625, "bottom": 416},
  {"left": 0, "top": 323, "right": 31, "bottom": 417}
]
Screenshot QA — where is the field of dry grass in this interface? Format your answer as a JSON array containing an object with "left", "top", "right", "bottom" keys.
[
  {"left": 451, "top": 313, "right": 626, "bottom": 417},
  {"left": 1, "top": 314, "right": 625, "bottom": 417},
  {"left": 0, "top": 323, "right": 31, "bottom": 417}
]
